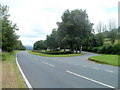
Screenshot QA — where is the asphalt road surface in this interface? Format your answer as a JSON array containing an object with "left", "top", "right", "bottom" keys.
[{"left": 17, "top": 51, "right": 119, "bottom": 88}]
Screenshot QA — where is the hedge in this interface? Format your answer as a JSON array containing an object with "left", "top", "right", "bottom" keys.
[
  {"left": 32, "top": 50, "right": 72, "bottom": 55},
  {"left": 83, "top": 43, "right": 120, "bottom": 55}
]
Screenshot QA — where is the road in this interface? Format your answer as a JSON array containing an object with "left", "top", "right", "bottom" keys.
[{"left": 17, "top": 51, "right": 118, "bottom": 88}]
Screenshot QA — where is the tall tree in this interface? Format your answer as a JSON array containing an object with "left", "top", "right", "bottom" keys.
[
  {"left": 107, "top": 18, "right": 117, "bottom": 44},
  {"left": 107, "top": 18, "right": 116, "bottom": 31},
  {"left": 1, "top": 5, "right": 19, "bottom": 52},
  {"left": 46, "top": 29, "right": 59, "bottom": 51},
  {"left": 57, "top": 9, "right": 93, "bottom": 53}
]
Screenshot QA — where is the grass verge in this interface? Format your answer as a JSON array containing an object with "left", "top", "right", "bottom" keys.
[
  {"left": 2, "top": 51, "right": 26, "bottom": 88},
  {"left": 29, "top": 51, "right": 83, "bottom": 57},
  {"left": 88, "top": 54, "right": 120, "bottom": 67}
]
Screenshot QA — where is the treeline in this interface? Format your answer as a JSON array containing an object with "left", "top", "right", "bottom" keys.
[
  {"left": 0, "top": 5, "right": 25, "bottom": 52},
  {"left": 33, "top": 9, "right": 119, "bottom": 54}
]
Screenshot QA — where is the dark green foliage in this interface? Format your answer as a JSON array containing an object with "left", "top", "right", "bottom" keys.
[
  {"left": 1, "top": 5, "right": 24, "bottom": 52},
  {"left": 57, "top": 9, "right": 93, "bottom": 53},
  {"left": 46, "top": 29, "right": 59, "bottom": 50},
  {"left": 85, "top": 43, "right": 120, "bottom": 55},
  {"left": 92, "top": 47, "right": 98, "bottom": 52},
  {"left": 33, "top": 40, "right": 47, "bottom": 50},
  {"left": 15, "top": 40, "right": 26, "bottom": 50},
  {"left": 112, "top": 43, "right": 120, "bottom": 55}
]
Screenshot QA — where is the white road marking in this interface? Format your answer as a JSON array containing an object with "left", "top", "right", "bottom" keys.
[
  {"left": 106, "top": 70, "right": 114, "bottom": 73},
  {"left": 42, "top": 61, "right": 55, "bottom": 67},
  {"left": 93, "top": 68, "right": 99, "bottom": 70},
  {"left": 66, "top": 70, "right": 115, "bottom": 88},
  {"left": 16, "top": 54, "right": 32, "bottom": 88}
]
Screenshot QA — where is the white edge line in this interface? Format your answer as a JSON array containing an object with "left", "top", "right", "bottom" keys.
[
  {"left": 16, "top": 54, "right": 32, "bottom": 88},
  {"left": 42, "top": 61, "right": 55, "bottom": 67},
  {"left": 66, "top": 70, "right": 115, "bottom": 89}
]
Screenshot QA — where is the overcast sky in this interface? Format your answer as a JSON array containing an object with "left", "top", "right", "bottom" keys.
[{"left": 1, "top": 0, "right": 118, "bottom": 46}]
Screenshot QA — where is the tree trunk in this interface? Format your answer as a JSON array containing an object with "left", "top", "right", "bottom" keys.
[
  {"left": 70, "top": 48, "right": 74, "bottom": 54},
  {"left": 76, "top": 47, "right": 77, "bottom": 54},
  {"left": 79, "top": 45, "right": 82, "bottom": 53}
]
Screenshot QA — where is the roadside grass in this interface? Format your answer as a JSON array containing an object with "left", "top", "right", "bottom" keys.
[
  {"left": 2, "top": 51, "right": 26, "bottom": 88},
  {"left": 88, "top": 54, "right": 120, "bottom": 67},
  {"left": 29, "top": 51, "right": 83, "bottom": 57}
]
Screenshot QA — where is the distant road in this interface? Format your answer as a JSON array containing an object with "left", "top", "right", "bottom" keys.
[{"left": 17, "top": 51, "right": 118, "bottom": 88}]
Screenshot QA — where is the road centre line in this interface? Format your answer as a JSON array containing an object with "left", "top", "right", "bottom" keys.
[
  {"left": 105, "top": 70, "right": 114, "bottom": 73},
  {"left": 93, "top": 67, "right": 99, "bottom": 70},
  {"left": 66, "top": 70, "right": 115, "bottom": 88},
  {"left": 42, "top": 61, "right": 55, "bottom": 67}
]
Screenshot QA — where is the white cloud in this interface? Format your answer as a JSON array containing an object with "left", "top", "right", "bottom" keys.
[{"left": 1, "top": 0, "right": 118, "bottom": 45}]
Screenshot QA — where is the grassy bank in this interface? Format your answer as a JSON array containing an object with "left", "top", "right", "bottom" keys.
[
  {"left": 2, "top": 51, "right": 26, "bottom": 88},
  {"left": 88, "top": 54, "right": 119, "bottom": 66},
  {"left": 29, "top": 51, "right": 83, "bottom": 57}
]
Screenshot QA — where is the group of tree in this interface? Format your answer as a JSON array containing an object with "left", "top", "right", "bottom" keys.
[
  {"left": 34, "top": 9, "right": 93, "bottom": 53},
  {"left": 0, "top": 5, "right": 25, "bottom": 52},
  {"left": 33, "top": 9, "right": 119, "bottom": 54},
  {"left": 82, "top": 20, "right": 119, "bottom": 54}
]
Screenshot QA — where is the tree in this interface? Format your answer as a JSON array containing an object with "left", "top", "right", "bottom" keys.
[
  {"left": 107, "top": 18, "right": 116, "bottom": 31},
  {"left": 109, "top": 28, "right": 118, "bottom": 45},
  {"left": 57, "top": 9, "right": 93, "bottom": 53},
  {"left": 95, "top": 22, "right": 106, "bottom": 46},
  {"left": 46, "top": 29, "right": 59, "bottom": 51},
  {"left": 57, "top": 22, "right": 68, "bottom": 50},
  {"left": 15, "top": 40, "right": 26, "bottom": 50},
  {"left": 1, "top": 5, "right": 19, "bottom": 52},
  {"left": 33, "top": 40, "right": 47, "bottom": 50}
]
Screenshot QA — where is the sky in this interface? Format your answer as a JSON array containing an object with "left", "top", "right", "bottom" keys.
[{"left": 1, "top": 0, "right": 119, "bottom": 46}]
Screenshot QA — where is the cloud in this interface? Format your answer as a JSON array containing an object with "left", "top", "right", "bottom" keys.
[{"left": 1, "top": 0, "right": 118, "bottom": 45}]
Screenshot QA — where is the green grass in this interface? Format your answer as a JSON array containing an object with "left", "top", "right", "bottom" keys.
[
  {"left": 89, "top": 54, "right": 120, "bottom": 66},
  {"left": 2, "top": 51, "right": 26, "bottom": 88},
  {"left": 29, "top": 51, "right": 83, "bottom": 57}
]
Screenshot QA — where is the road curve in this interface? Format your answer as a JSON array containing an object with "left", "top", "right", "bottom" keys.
[{"left": 17, "top": 51, "right": 118, "bottom": 88}]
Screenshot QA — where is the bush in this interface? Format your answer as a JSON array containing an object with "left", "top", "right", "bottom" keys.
[
  {"left": 32, "top": 50, "right": 72, "bottom": 55},
  {"left": 104, "top": 45, "right": 113, "bottom": 54},
  {"left": 41, "top": 51, "right": 72, "bottom": 55},
  {"left": 112, "top": 43, "right": 120, "bottom": 55},
  {"left": 82, "top": 46, "right": 88, "bottom": 51},
  {"left": 88, "top": 46, "right": 95, "bottom": 52},
  {"left": 92, "top": 47, "right": 98, "bottom": 52},
  {"left": 97, "top": 47, "right": 103, "bottom": 53},
  {"left": 83, "top": 43, "right": 120, "bottom": 55},
  {"left": 97, "top": 44, "right": 113, "bottom": 54}
]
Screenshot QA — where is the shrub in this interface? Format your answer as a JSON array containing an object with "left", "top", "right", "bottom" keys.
[
  {"left": 92, "top": 47, "right": 98, "bottom": 52},
  {"left": 97, "top": 44, "right": 113, "bottom": 54},
  {"left": 97, "top": 47, "right": 103, "bottom": 53},
  {"left": 82, "top": 46, "right": 88, "bottom": 51},
  {"left": 41, "top": 51, "right": 72, "bottom": 55},
  {"left": 112, "top": 43, "right": 120, "bottom": 55},
  {"left": 104, "top": 45, "right": 113, "bottom": 54}
]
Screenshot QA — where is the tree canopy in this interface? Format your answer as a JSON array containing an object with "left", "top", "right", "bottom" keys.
[
  {"left": 0, "top": 5, "right": 25, "bottom": 52},
  {"left": 33, "top": 9, "right": 93, "bottom": 53}
]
